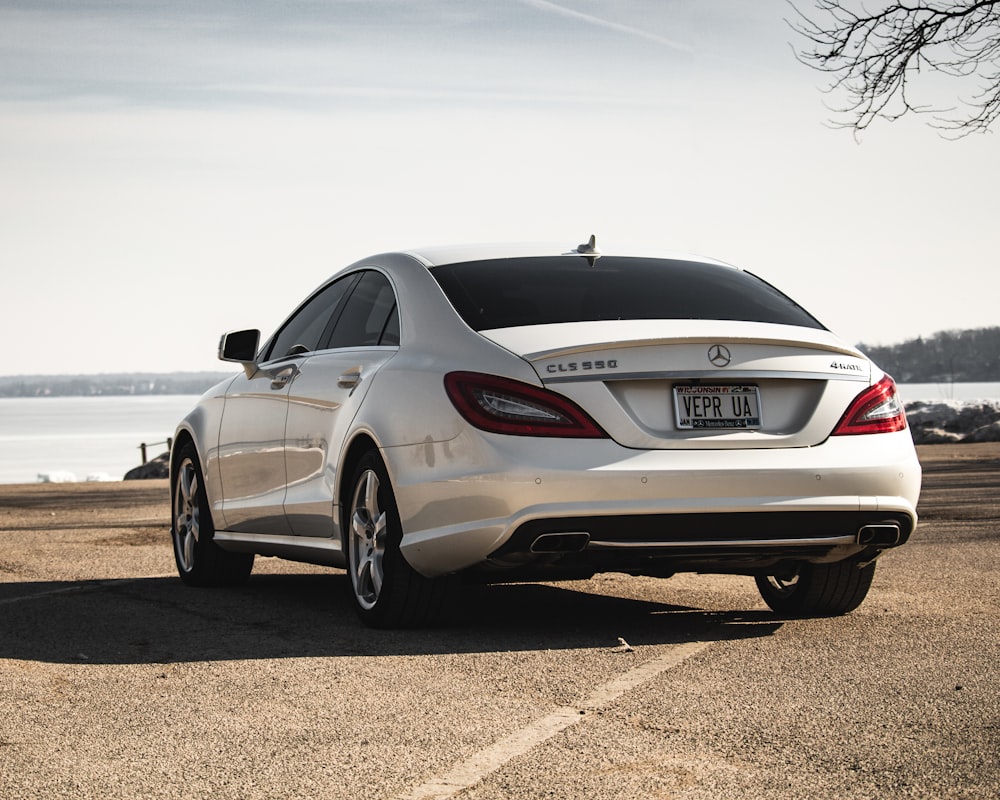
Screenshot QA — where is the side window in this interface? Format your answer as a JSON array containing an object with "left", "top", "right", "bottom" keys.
[
  {"left": 326, "top": 271, "right": 399, "bottom": 348},
  {"left": 263, "top": 275, "right": 357, "bottom": 361},
  {"left": 380, "top": 304, "right": 400, "bottom": 346}
]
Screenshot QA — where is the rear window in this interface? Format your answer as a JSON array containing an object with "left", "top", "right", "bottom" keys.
[{"left": 430, "top": 256, "right": 825, "bottom": 331}]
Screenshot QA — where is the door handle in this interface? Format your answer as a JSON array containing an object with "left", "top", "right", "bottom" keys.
[
  {"left": 337, "top": 368, "right": 362, "bottom": 389},
  {"left": 270, "top": 365, "right": 298, "bottom": 390}
]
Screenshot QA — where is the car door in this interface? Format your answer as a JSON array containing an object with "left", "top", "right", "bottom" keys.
[
  {"left": 215, "top": 275, "right": 358, "bottom": 534},
  {"left": 282, "top": 269, "right": 401, "bottom": 537}
]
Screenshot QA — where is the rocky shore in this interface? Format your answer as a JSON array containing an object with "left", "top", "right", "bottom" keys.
[
  {"left": 905, "top": 399, "right": 1000, "bottom": 444},
  {"left": 123, "top": 451, "right": 170, "bottom": 480}
]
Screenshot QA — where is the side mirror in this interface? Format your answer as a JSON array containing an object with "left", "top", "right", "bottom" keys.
[{"left": 218, "top": 329, "right": 260, "bottom": 377}]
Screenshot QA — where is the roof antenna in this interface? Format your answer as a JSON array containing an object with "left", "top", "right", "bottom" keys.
[{"left": 575, "top": 234, "right": 601, "bottom": 266}]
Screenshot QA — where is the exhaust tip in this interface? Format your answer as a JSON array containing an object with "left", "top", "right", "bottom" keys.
[
  {"left": 857, "top": 524, "right": 901, "bottom": 547},
  {"left": 530, "top": 532, "right": 590, "bottom": 553}
]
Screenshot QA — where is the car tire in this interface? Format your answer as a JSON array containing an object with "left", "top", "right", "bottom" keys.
[
  {"left": 345, "top": 450, "right": 453, "bottom": 628},
  {"left": 755, "top": 559, "right": 876, "bottom": 616},
  {"left": 171, "top": 442, "right": 254, "bottom": 587}
]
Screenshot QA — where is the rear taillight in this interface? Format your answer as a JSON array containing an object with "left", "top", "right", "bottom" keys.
[
  {"left": 832, "top": 375, "right": 907, "bottom": 436},
  {"left": 444, "top": 372, "right": 608, "bottom": 438}
]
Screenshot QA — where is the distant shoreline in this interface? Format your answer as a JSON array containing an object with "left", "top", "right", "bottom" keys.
[{"left": 0, "top": 372, "right": 234, "bottom": 398}]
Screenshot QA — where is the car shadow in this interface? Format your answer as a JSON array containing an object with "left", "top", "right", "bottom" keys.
[{"left": 0, "top": 572, "right": 784, "bottom": 665}]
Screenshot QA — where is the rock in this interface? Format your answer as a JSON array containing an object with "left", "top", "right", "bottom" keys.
[
  {"left": 124, "top": 451, "right": 170, "bottom": 480},
  {"left": 968, "top": 420, "right": 1000, "bottom": 443},
  {"left": 906, "top": 400, "right": 1000, "bottom": 444},
  {"left": 909, "top": 426, "right": 965, "bottom": 444}
]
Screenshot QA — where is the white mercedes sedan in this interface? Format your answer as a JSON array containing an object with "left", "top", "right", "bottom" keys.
[{"left": 170, "top": 238, "right": 921, "bottom": 627}]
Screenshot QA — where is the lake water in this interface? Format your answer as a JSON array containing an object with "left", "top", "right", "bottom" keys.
[
  {"left": 0, "top": 395, "right": 201, "bottom": 485},
  {"left": 1, "top": 383, "right": 999, "bottom": 485}
]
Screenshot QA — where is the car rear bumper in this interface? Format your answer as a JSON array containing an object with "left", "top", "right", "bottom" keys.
[{"left": 386, "top": 429, "right": 921, "bottom": 577}]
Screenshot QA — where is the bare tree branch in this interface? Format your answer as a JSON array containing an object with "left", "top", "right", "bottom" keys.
[{"left": 789, "top": 1, "right": 1000, "bottom": 137}]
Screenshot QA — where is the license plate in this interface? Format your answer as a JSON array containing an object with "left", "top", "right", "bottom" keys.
[{"left": 674, "top": 384, "right": 762, "bottom": 429}]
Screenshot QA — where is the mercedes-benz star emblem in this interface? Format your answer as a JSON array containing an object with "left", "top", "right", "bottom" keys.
[{"left": 708, "top": 344, "right": 731, "bottom": 367}]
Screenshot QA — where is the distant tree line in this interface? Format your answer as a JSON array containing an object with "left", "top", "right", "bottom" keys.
[
  {"left": 0, "top": 372, "right": 234, "bottom": 398},
  {"left": 859, "top": 327, "right": 1000, "bottom": 382}
]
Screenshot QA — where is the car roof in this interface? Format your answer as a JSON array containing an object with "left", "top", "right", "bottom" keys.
[{"left": 397, "top": 240, "right": 734, "bottom": 270}]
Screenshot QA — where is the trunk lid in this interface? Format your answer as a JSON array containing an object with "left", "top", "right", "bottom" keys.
[{"left": 481, "top": 320, "right": 872, "bottom": 449}]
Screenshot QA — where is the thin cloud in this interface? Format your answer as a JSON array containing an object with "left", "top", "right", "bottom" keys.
[
  {"left": 201, "top": 81, "right": 674, "bottom": 109},
  {"left": 517, "top": 0, "right": 693, "bottom": 52}
]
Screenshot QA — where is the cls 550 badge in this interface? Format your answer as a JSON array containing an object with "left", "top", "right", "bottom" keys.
[{"left": 546, "top": 359, "right": 619, "bottom": 374}]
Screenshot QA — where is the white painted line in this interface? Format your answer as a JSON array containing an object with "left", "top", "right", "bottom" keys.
[
  {"left": 0, "top": 584, "right": 87, "bottom": 605},
  {"left": 0, "top": 575, "right": 176, "bottom": 606},
  {"left": 396, "top": 640, "right": 712, "bottom": 800}
]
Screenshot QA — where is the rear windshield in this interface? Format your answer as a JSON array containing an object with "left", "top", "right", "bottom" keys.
[{"left": 430, "top": 256, "right": 825, "bottom": 331}]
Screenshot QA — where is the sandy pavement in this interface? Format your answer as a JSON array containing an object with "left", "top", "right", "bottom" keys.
[{"left": 0, "top": 444, "right": 997, "bottom": 799}]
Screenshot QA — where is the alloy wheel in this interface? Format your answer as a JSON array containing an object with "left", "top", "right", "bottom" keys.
[
  {"left": 349, "top": 468, "right": 387, "bottom": 610},
  {"left": 173, "top": 457, "right": 201, "bottom": 573}
]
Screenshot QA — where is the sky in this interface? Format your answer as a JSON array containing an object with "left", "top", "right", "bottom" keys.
[{"left": 1, "top": 0, "right": 997, "bottom": 376}]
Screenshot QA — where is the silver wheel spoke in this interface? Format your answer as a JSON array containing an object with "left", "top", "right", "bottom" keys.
[
  {"left": 355, "top": 553, "right": 371, "bottom": 591},
  {"left": 370, "top": 531, "right": 385, "bottom": 596},
  {"left": 767, "top": 573, "right": 799, "bottom": 597},
  {"left": 183, "top": 529, "right": 196, "bottom": 570},
  {"left": 352, "top": 510, "right": 373, "bottom": 581},
  {"left": 180, "top": 466, "right": 192, "bottom": 503}
]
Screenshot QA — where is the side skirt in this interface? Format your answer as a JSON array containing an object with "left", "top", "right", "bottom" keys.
[{"left": 214, "top": 530, "right": 346, "bottom": 568}]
